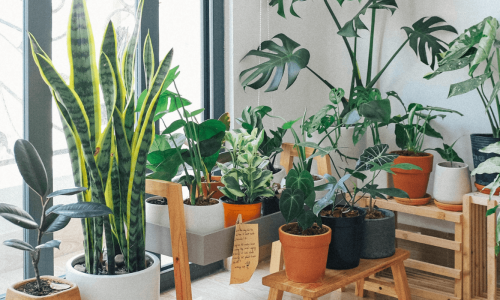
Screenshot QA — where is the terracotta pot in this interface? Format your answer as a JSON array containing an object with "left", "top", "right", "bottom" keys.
[
  {"left": 221, "top": 196, "right": 262, "bottom": 227},
  {"left": 391, "top": 153, "right": 433, "bottom": 199},
  {"left": 6, "top": 276, "right": 81, "bottom": 300},
  {"left": 279, "top": 223, "right": 331, "bottom": 283},
  {"left": 475, "top": 182, "right": 500, "bottom": 196},
  {"left": 201, "top": 176, "right": 224, "bottom": 199}
]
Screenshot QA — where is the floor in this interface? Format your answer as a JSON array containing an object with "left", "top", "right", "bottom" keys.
[{"left": 159, "top": 260, "right": 426, "bottom": 300}]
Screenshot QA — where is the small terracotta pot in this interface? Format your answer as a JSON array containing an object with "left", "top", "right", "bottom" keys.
[
  {"left": 200, "top": 176, "right": 224, "bottom": 199},
  {"left": 279, "top": 223, "right": 331, "bottom": 283},
  {"left": 391, "top": 153, "right": 433, "bottom": 199},
  {"left": 6, "top": 276, "right": 81, "bottom": 300},
  {"left": 475, "top": 182, "right": 500, "bottom": 196},
  {"left": 221, "top": 196, "right": 262, "bottom": 227}
]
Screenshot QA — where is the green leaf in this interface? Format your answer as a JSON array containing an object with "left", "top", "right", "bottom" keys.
[
  {"left": 165, "top": 92, "right": 192, "bottom": 112},
  {"left": 189, "top": 108, "right": 205, "bottom": 118},
  {"left": 3, "top": 239, "right": 35, "bottom": 252},
  {"left": 0, "top": 203, "right": 38, "bottom": 230},
  {"left": 52, "top": 202, "right": 113, "bottom": 218},
  {"left": 162, "top": 119, "right": 187, "bottom": 135},
  {"left": 279, "top": 188, "right": 305, "bottom": 223},
  {"left": 469, "top": 18, "right": 499, "bottom": 75},
  {"left": 369, "top": 0, "right": 398, "bottom": 14},
  {"left": 14, "top": 139, "right": 49, "bottom": 198},
  {"left": 472, "top": 157, "right": 500, "bottom": 176},
  {"left": 269, "top": 0, "right": 307, "bottom": 18},
  {"left": 359, "top": 99, "right": 391, "bottom": 123},
  {"left": 487, "top": 205, "right": 498, "bottom": 216},
  {"left": 47, "top": 187, "right": 87, "bottom": 199},
  {"left": 391, "top": 163, "right": 422, "bottom": 171},
  {"left": 143, "top": 32, "right": 155, "bottom": 89},
  {"left": 42, "top": 205, "right": 71, "bottom": 233},
  {"left": 283, "top": 117, "right": 301, "bottom": 130},
  {"left": 480, "top": 141, "right": 500, "bottom": 155},
  {"left": 135, "top": 89, "right": 148, "bottom": 112},
  {"left": 395, "top": 123, "right": 408, "bottom": 150},
  {"left": 357, "top": 144, "right": 398, "bottom": 171},
  {"left": 402, "top": 17, "right": 458, "bottom": 69},
  {"left": 297, "top": 210, "right": 321, "bottom": 231},
  {"left": 448, "top": 73, "right": 491, "bottom": 98},
  {"left": 286, "top": 170, "right": 315, "bottom": 207},
  {"left": 486, "top": 81, "right": 500, "bottom": 111},
  {"left": 338, "top": 20, "right": 359, "bottom": 38},
  {"left": 424, "top": 55, "right": 474, "bottom": 80},
  {"left": 343, "top": 109, "right": 361, "bottom": 125},
  {"left": 374, "top": 187, "right": 409, "bottom": 198},
  {"left": 240, "top": 34, "right": 310, "bottom": 92},
  {"left": 36, "top": 240, "right": 61, "bottom": 250}
]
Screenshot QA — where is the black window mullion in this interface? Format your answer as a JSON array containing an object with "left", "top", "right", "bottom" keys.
[{"left": 211, "top": 0, "right": 225, "bottom": 120}]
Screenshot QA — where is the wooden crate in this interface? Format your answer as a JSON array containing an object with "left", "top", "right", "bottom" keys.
[
  {"left": 357, "top": 196, "right": 464, "bottom": 300},
  {"left": 463, "top": 192, "right": 498, "bottom": 300}
]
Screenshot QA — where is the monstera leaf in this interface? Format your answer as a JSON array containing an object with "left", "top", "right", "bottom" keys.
[
  {"left": 240, "top": 34, "right": 310, "bottom": 92},
  {"left": 402, "top": 17, "right": 458, "bottom": 70},
  {"left": 270, "top": 0, "right": 307, "bottom": 18}
]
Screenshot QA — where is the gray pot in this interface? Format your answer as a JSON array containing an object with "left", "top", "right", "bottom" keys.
[{"left": 359, "top": 208, "right": 395, "bottom": 259}]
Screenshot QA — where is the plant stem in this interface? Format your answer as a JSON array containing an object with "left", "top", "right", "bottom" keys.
[
  {"left": 367, "top": 38, "right": 409, "bottom": 89},
  {"left": 477, "top": 87, "right": 498, "bottom": 136},
  {"left": 306, "top": 66, "right": 335, "bottom": 90},
  {"left": 367, "top": 8, "right": 376, "bottom": 83}
]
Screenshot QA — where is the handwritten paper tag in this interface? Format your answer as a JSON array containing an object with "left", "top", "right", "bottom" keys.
[{"left": 230, "top": 214, "right": 259, "bottom": 284}]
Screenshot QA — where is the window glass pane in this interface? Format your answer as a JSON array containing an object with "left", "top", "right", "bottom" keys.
[
  {"left": 158, "top": 0, "right": 202, "bottom": 131},
  {"left": 0, "top": 0, "right": 24, "bottom": 292},
  {"left": 51, "top": 0, "right": 136, "bottom": 276}
]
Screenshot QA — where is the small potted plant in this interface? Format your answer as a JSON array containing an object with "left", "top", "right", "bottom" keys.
[
  {"left": 279, "top": 169, "right": 331, "bottom": 283},
  {"left": 429, "top": 140, "right": 471, "bottom": 210},
  {"left": 217, "top": 129, "right": 275, "bottom": 227},
  {"left": 3, "top": 140, "right": 111, "bottom": 300},
  {"left": 389, "top": 100, "right": 462, "bottom": 204}
]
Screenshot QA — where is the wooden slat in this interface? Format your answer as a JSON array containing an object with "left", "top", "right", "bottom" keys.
[
  {"left": 463, "top": 195, "right": 472, "bottom": 300},
  {"left": 455, "top": 221, "right": 463, "bottom": 299},
  {"left": 392, "top": 261, "right": 412, "bottom": 299},
  {"left": 279, "top": 142, "right": 331, "bottom": 176},
  {"left": 396, "top": 229, "right": 461, "bottom": 251},
  {"left": 366, "top": 276, "right": 461, "bottom": 300},
  {"left": 355, "top": 277, "right": 366, "bottom": 297},
  {"left": 267, "top": 288, "right": 283, "bottom": 300},
  {"left": 487, "top": 200, "right": 498, "bottom": 300},
  {"left": 279, "top": 143, "right": 294, "bottom": 173},
  {"left": 403, "top": 259, "right": 461, "bottom": 279},
  {"left": 364, "top": 278, "right": 398, "bottom": 297}
]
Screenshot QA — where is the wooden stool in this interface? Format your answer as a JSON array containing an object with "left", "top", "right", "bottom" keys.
[
  {"left": 279, "top": 142, "right": 332, "bottom": 175},
  {"left": 263, "top": 245, "right": 411, "bottom": 300}
]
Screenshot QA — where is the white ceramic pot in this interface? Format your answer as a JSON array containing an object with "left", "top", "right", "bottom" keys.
[
  {"left": 314, "top": 174, "right": 328, "bottom": 200},
  {"left": 184, "top": 200, "right": 225, "bottom": 234},
  {"left": 271, "top": 165, "right": 286, "bottom": 186},
  {"left": 433, "top": 162, "right": 472, "bottom": 204},
  {"left": 145, "top": 197, "right": 170, "bottom": 228},
  {"left": 66, "top": 252, "right": 160, "bottom": 300}
]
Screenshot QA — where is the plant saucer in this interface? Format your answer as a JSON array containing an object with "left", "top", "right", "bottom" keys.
[
  {"left": 474, "top": 182, "right": 500, "bottom": 196},
  {"left": 393, "top": 193, "right": 432, "bottom": 206},
  {"left": 434, "top": 200, "right": 463, "bottom": 212}
]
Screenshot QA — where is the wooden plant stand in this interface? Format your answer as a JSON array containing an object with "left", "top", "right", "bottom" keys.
[
  {"left": 356, "top": 196, "right": 464, "bottom": 300},
  {"left": 463, "top": 192, "right": 498, "bottom": 300},
  {"left": 279, "top": 142, "right": 331, "bottom": 175},
  {"left": 263, "top": 245, "right": 411, "bottom": 300}
]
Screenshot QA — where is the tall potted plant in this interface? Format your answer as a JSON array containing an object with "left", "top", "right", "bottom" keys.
[
  {"left": 3, "top": 140, "right": 111, "bottom": 300},
  {"left": 29, "top": 0, "right": 172, "bottom": 298},
  {"left": 425, "top": 16, "right": 500, "bottom": 191}
]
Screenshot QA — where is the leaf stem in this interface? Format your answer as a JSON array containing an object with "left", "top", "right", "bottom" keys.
[
  {"left": 367, "top": 9, "right": 376, "bottom": 83},
  {"left": 367, "top": 39, "right": 409, "bottom": 89}
]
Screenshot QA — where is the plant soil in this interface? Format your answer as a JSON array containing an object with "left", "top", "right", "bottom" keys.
[
  {"left": 312, "top": 175, "right": 322, "bottom": 181},
  {"left": 391, "top": 150, "right": 429, "bottom": 157},
  {"left": 320, "top": 207, "right": 359, "bottom": 218},
  {"left": 282, "top": 223, "right": 328, "bottom": 236},
  {"left": 365, "top": 209, "right": 385, "bottom": 220},
  {"left": 146, "top": 197, "right": 167, "bottom": 205},
  {"left": 16, "top": 279, "right": 69, "bottom": 297},
  {"left": 183, "top": 191, "right": 219, "bottom": 206}
]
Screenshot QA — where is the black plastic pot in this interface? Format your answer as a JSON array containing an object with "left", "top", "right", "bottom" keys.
[
  {"left": 261, "top": 196, "right": 280, "bottom": 216},
  {"left": 320, "top": 206, "right": 366, "bottom": 270},
  {"left": 359, "top": 208, "right": 395, "bottom": 259},
  {"left": 471, "top": 134, "right": 500, "bottom": 185}
]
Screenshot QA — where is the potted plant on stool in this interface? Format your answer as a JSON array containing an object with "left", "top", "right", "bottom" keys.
[{"left": 3, "top": 140, "right": 111, "bottom": 300}]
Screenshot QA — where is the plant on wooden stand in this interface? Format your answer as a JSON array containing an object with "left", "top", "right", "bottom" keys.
[{"left": 2, "top": 140, "right": 111, "bottom": 299}]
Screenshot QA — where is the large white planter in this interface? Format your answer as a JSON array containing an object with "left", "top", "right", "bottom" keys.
[
  {"left": 314, "top": 174, "right": 328, "bottom": 200},
  {"left": 66, "top": 252, "right": 160, "bottom": 300},
  {"left": 433, "top": 162, "right": 472, "bottom": 204},
  {"left": 184, "top": 200, "right": 224, "bottom": 234},
  {"left": 145, "top": 197, "right": 169, "bottom": 227},
  {"left": 271, "top": 165, "right": 286, "bottom": 186}
]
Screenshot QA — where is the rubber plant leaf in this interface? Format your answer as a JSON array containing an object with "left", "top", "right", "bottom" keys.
[
  {"left": 0, "top": 203, "right": 38, "bottom": 230},
  {"left": 402, "top": 17, "right": 458, "bottom": 70},
  {"left": 240, "top": 34, "right": 310, "bottom": 92},
  {"left": 52, "top": 202, "right": 113, "bottom": 218},
  {"left": 13, "top": 139, "right": 49, "bottom": 198},
  {"left": 42, "top": 205, "right": 71, "bottom": 233},
  {"left": 47, "top": 187, "right": 87, "bottom": 199},
  {"left": 36, "top": 240, "right": 61, "bottom": 250},
  {"left": 3, "top": 239, "right": 35, "bottom": 253}
]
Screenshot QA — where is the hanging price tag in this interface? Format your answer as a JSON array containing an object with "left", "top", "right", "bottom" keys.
[{"left": 230, "top": 214, "right": 259, "bottom": 284}]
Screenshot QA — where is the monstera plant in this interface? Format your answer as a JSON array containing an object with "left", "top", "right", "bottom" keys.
[
  {"left": 240, "top": 0, "right": 457, "bottom": 145},
  {"left": 28, "top": 0, "right": 174, "bottom": 275}
]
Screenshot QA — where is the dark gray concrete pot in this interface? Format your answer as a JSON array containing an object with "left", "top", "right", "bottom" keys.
[{"left": 360, "top": 208, "right": 395, "bottom": 259}]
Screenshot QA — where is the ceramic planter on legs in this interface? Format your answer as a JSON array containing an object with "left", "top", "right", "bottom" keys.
[
  {"left": 433, "top": 162, "right": 471, "bottom": 205},
  {"left": 359, "top": 208, "right": 395, "bottom": 259},
  {"left": 6, "top": 276, "right": 81, "bottom": 300},
  {"left": 391, "top": 153, "right": 433, "bottom": 199},
  {"left": 279, "top": 223, "right": 331, "bottom": 283}
]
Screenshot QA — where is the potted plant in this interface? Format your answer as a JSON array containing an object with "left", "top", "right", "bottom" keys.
[
  {"left": 217, "top": 129, "right": 275, "bottom": 226},
  {"left": 312, "top": 144, "right": 414, "bottom": 267},
  {"left": 425, "top": 16, "right": 500, "bottom": 191},
  {"left": 429, "top": 140, "right": 471, "bottom": 210},
  {"left": 29, "top": 0, "right": 169, "bottom": 298},
  {"left": 389, "top": 99, "right": 462, "bottom": 203},
  {"left": 3, "top": 140, "right": 111, "bottom": 300},
  {"left": 278, "top": 168, "right": 331, "bottom": 283}
]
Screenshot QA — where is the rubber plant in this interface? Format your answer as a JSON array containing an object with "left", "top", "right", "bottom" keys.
[
  {"left": 28, "top": 0, "right": 176, "bottom": 274},
  {"left": 0, "top": 139, "right": 111, "bottom": 292},
  {"left": 425, "top": 17, "right": 500, "bottom": 137},
  {"left": 217, "top": 128, "right": 274, "bottom": 203},
  {"left": 240, "top": 0, "right": 457, "bottom": 145}
]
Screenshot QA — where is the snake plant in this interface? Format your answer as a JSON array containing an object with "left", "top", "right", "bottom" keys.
[{"left": 28, "top": 0, "right": 174, "bottom": 274}]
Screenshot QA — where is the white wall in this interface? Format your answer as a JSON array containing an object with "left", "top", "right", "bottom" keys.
[{"left": 225, "top": 0, "right": 500, "bottom": 233}]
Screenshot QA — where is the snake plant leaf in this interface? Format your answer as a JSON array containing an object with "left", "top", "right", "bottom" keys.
[
  {"left": 423, "top": 55, "right": 475, "bottom": 80},
  {"left": 285, "top": 169, "right": 315, "bottom": 208},
  {"left": 36, "top": 240, "right": 61, "bottom": 250},
  {"left": 143, "top": 32, "right": 155, "bottom": 89},
  {"left": 279, "top": 188, "right": 305, "bottom": 223},
  {"left": 41, "top": 205, "right": 71, "bottom": 233},
  {"left": 469, "top": 18, "right": 499, "bottom": 76},
  {"left": 13, "top": 139, "right": 49, "bottom": 198},
  {"left": 68, "top": 0, "right": 101, "bottom": 148},
  {"left": 240, "top": 34, "right": 310, "bottom": 92},
  {"left": 101, "top": 21, "right": 126, "bottom": 112},
  {"left": 472, "top": 157, "right": 500, "bottom": 176},
  {"left": 135, "top": 90, "right": 148, "bottom": 113},
  {"left": 359, "top": 99, "right": 391, "bottom": 123},
  {"left": 99, "top": 52, "right": 117, "bottom": 121},
  {"left": 95, "top": 119, "right": 113, "bottom": 185},
  {"left": 402, "top": 17, "right": 458, "bottom": 70},
  {"left": 357, "top": 144, "right": 398, "bottom": 171},
  {"left": 52, "top": 202, "right": 113, "bottom": 218},
  {"left": 297, "top": 210, "right": 322, "bottom": 231},
  {"left": 3, "top": 239, "right": 35, "bottom": 253},
  {"left": 0, "top": 203, "right": 38, "bottom": 230},
  {"left": 47, "top": 187, "right": 87, "bottom": 199},
  {"left": 122, "top": 0, "right": 145, "bottom": 98},
  {"left": 448, "top": 72, "right": 491, "bottom": 98}
]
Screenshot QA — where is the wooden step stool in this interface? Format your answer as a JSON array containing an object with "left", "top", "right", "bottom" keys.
[{"left": 262, "top": 246, "right": 412, "bottom": 300}]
